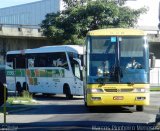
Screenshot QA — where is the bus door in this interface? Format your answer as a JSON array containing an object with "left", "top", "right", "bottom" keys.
[{"left": 72, "top": 59, "right": 83, "bottom": 95}]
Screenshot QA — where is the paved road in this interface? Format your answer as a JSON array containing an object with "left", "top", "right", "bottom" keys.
[{"left": 0, "top": 92, "right": 160, "bottom": 130}]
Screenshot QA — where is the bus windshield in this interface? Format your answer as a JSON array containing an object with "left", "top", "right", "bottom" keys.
[{"left": 87, "top": 36, "right": 149, "bottom": 84}]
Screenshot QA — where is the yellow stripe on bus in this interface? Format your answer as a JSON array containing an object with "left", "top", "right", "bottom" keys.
[{"left": 87, "top": 28, "right": 146, "bottom": 36}]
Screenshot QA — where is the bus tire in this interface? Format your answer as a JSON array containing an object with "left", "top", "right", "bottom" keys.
[
  {"left": 30, "top": 92, "right": 36, "bottom": 97},
  {"left": 85, "top": 101, "right": 88, "bottom": 107},
  {"left": 16, "top": 82, "right": 22, "bottom": 96},
  {"left": 22, "top": 82, "right": 29, "bottom": 91},
  {"left": 86, "top": 106, "right": 95, "bottom": 112},
  {"left": 136, "top": 105, "right": 143, "bottom": 111},
  {"left": 63, "top": 84, "right": 73, "bottom": 99},
  {"left": 42, "top": 93, "right": 54, "bottom": 97}
]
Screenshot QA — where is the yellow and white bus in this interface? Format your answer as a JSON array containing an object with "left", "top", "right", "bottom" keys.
[
  {"left": 84, "top": 28, "right": 153, "bottom": 111},
  {"left": 6, "top": 45, "right": 83, "bottom": 99}
]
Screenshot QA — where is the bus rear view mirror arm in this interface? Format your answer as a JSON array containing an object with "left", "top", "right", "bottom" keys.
[{"left": 150, "top": 52, "right": 156, "bottom": 69}]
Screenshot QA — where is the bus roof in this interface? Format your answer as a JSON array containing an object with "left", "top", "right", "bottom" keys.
[
  {"left": 87, "top": 28, "right": 146, "bottom": 36},
  {"left": 64, "top": 45, "right": 83, "bottom": 55},
  {"left": 7, "top": 45, "right": 83, "bottom": 55}
]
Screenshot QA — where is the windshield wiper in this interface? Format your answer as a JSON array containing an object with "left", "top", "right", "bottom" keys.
[
  {"left": 110, "top": 66, "right": 123, "bottom": 83},
  {"left": 96, "top": 77, "right": 105, "bottom": 84}
]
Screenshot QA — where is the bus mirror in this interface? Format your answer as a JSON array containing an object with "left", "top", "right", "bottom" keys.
[{"left": 150, "top": 53, "right": 156, "bottom": 68}]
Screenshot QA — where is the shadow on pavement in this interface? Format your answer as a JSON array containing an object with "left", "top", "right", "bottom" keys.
[
  {"left": 7, "top": 104, "right": 133, "bottom": 115},
  {"left": 5, "top": 94, "right": 133, "bottom": 115},
  {"left": 33, "top": 94, "right": 84, "bottom": 101}
]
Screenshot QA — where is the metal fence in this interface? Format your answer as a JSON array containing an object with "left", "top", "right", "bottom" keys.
[{"left": 150, "top": 67, "right": 160, "bottom": 86}]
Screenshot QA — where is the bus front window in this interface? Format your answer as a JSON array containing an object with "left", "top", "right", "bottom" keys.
[
  {"left": 87, "top": 36, "right": 149, "bottom": 84},
  {"left": 120, "top": 36, "right": 149, "bottom": 84},
  {"left": 87, "top": 36, "right": 116, "bottom": 83}
]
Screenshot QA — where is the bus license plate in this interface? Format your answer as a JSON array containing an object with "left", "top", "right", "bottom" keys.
[{"left": 113, "top": 96, "right": 123, "bottom": 100}]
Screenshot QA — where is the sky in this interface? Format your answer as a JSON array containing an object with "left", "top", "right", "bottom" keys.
[
  {"left": 0, "top": 0, "right": 159, "bottom": 28},
  {"left": 126, "top": 0, "right": 159, "bottom": 27},
  {"left": 0, "top": 0, "right": 41, "bottom": 8}
]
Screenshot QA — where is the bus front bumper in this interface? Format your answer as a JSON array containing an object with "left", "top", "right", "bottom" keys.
[{"left": 86, "top": 93, "right": 150, "bottom": 106}]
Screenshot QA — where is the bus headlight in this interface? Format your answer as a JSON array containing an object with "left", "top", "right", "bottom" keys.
[
  {"left": 87, "top": 88, "right": 104, "bottom": 93},
  {"left": 133, "top": 88, "right": 149, "bottom": 93}
]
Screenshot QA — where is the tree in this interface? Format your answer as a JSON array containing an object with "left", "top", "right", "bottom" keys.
[{"left": 41, "top": 0, "right": 146, "bottom": 45}]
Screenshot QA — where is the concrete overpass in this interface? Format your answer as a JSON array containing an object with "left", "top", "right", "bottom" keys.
[
  {"left": 0, "top": 24, "right": 52, "bottom": 83},
  {"left": 0, "top": 24, "right": 50, "bottom": 52},
  {"left": 0, "top": 24, "right": 160, "bottom": 62},
  {"left": 0, "top": 24, "right": 55, "bottom": 67},
  {"left": 0, "top": 24, "right": 160, "bottom": 52}
]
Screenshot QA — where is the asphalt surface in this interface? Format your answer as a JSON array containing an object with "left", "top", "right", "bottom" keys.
[{"left": 0, "top": 92, "right": 160, "bottom": 131}]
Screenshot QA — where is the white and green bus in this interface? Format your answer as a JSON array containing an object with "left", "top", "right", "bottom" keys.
[{"left": 6, "top": 45, "right": 83, "bottom": 98}]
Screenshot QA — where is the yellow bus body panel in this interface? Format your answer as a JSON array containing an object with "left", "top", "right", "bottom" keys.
[
  {"left": 86, "top": 84, "right": 150, "bottom": 106},
  {"left": 87, "top": 28, "right": 146, "bottom": 36}
]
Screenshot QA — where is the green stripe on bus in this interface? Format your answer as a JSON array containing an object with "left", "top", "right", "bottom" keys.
[
  {"left": 21, "top": 70, "right": 25, "bottom": 76},
  {"left": 16, "top": 70, "right": 22, "bottom": 77},
  {"left": 39, "top": 70, "right": 46, "bottom": 77},
  {"left": 31, "top": 70, "right": 35, "bottom": 77},
  {"left": 6, "top": 69, "right": 65, "bottom": 78},
  {"left": 6, "top": 70, "right": 15, "bottom": 76},
  {"left": 47, "top": 70, "right": 52, "bottom": 77}
]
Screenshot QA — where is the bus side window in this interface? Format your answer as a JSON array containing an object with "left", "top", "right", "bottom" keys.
[
  {"left": 34, "top": 54, "right": 47, "bottom": 67},
  {"left": 54, "top": 52, "right": 69, "bottom": 69},
  {"left": 28, "top": 59, "right": 34, "bottom": 68},
  {"left": 39, "top": 59, "right": 46, "bottom": 67},
  {"left": 6, "top": 55, "right": 14, "bottom": 68},
  {"left": 13, "top": 55, "right": 26, "bottom": 69},
  {"left": 52, "top": 60, "right": 57, "bottom": 67},
  {"left": 7, "top": 62, "right": 13, "bottom": 68}
]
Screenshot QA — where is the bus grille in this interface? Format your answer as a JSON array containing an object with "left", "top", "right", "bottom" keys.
[
  {"left": 104, "top": 89, "right": 117, "bottom": 92},
  {"left": 104, "top": 89, "right": 133, "bottom": 92},
  {"left": 120, "top": 89, "right": 133, "bottom": 92}
]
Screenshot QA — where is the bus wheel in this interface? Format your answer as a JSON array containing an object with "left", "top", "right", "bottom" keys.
[
  {"left": 30, "top": 93, "right": 36, "bottom": 97},
  {"left": 66, "top": 93, "right": 73, "bottom": 99},
  {"left": 85, "top": 102, "right": 88, "bottom": 107},
  {"left": 23, "top": 82, "right": 29, "bottom": 91},
  {"left": 16, "top": 82, "right": 22, "bottom": 96},
  {"left": 42, "top": 93, "right": 53, "bottom": 97},
  {"left": 85, "top": 102, "right": 94, "bottom": 112},
  {"left": 64, "top": 85, "right": 73, "bottom": 99},
  {"left": 136, "top": 105, "right": 143, "bottom": 111},
  {"left": 86, "top": 106, "right": 95, "bottom": 112}
]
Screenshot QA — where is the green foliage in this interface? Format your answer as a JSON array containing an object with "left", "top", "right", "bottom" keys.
[
  {"left": 150, "top": 87, "right": 160, "bottom": 91},
  {"left": 7, "top": 91, "right": 33, "bottom": 105},
  {"left": 41, "top": 0, "right": 147, "bottom": 45},
  {"left": 7, "top": 97, "right": 32, "bottom": 105},
  {"left": 22, "top": 91, "right": 32, "bottom": 99}
]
